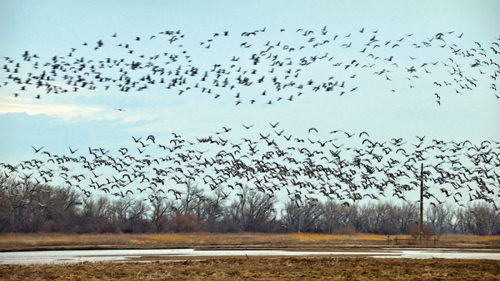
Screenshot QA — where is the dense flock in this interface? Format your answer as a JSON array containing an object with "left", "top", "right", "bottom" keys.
[
  {"left": 1, "top": 125, "right": 498, "bottom": 209},
  {"left": 1, "top": 27, "right": 499, "bottom": 209}
]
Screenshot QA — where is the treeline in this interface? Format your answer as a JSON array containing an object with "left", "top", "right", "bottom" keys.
[{"left": 0, "top": 177, "right": 498, "bottom": 235}]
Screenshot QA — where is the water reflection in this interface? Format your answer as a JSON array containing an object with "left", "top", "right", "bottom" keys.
[{"left": 1, "top": 248, "right": 499, "bottom": 264}]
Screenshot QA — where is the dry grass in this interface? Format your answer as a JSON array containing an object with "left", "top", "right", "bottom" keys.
[
  {"left": 1, "top": 233, "right": 499, "bottom": 280},
  {"left": 1, "top": 256, "right": 499, "bottom": 280},
  {"left": 0, "top": 232, "right": 499, "bottom": 251}
]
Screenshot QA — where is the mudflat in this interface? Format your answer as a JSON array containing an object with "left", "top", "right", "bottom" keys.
[{"left": 1, "top": 256, "right": 499, "bottom": 280}]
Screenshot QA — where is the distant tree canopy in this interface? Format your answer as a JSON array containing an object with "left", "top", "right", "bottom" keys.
[{"left": 0, "top": 176, "right": 498, "bottom": 235}]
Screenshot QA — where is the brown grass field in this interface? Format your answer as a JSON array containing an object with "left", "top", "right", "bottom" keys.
[
  {"left": 0, "top": 232, "right": 499, "bottom": 251},
  {"left": 1, "top": 233, "right": 499, "bottom": 280},
  {"left": 1, "top": 256, "right": 499, "bottom": 280}
]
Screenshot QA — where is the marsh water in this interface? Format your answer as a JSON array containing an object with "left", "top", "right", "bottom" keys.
[{"left": 1, "top": 248, "right": 499, "bottom": 264}]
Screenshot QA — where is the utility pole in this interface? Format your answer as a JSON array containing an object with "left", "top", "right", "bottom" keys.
[{"left": 420, "top": 163, "right": 424, "bottom": 241}]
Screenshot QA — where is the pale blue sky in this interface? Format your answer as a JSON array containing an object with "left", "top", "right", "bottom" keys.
[
  {"left": 0, "top": 1, "right": 499, "bottom": 207},
  {"left": 1, "top": 0, "right": 499, "bottom": 162}
]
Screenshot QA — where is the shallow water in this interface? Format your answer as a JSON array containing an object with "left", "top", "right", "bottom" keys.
[{"left": 0, "top": 248, "right": 499, "bottom": 264}]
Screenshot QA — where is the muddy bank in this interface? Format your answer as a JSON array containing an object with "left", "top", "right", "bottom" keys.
[{"left": 1, "top": 256, "right": 499, "bottom": 281}]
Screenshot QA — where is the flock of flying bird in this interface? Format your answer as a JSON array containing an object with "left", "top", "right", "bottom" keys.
[
  {"left": 1, "top": 26, "right": 499, "bottom": 209},
  {"left": 1, "top": 124, "right": 499, "bottom": 209},
  {"left": 1, "top": 26, "right": 499, "bottom": 105}
]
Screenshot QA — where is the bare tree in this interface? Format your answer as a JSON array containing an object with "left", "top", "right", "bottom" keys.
[
  {"left": 180, "top": 181, "right": 205, "bottom": 216},
  {"left": 197, "top": 188, "right": 227, "bottom": 232},
  {"left": 80, "top": 196, "right": 110, "bottom": 232},
  {"left": 0, "top": 170, "right": 497, "bottom": 235},
  {"left": 106, "top": 196, "right": 134, "bottom": 231},
  {"left": 426, "top": 203, "right": 454, "bottom": 236},
  {"left": 123, "top": 199, "right": 150, "bottom": 233},
  {"left": 149, "top": 192, "right": 174, "bottom": 233},
  {"left": 459, "top": 203, "right": 499, "bottom": 235},
  {"left": 396, "top": 202, "right": 419, "bottom": 234},
  {"left": 282, "top": 199, "right": 322, "bottom": 233},
  {"left": 320, "top": 201, "right": 356, "bottom": 233},
  {"left": 227, "top": 185, "right": 277, "bottom": 232}
]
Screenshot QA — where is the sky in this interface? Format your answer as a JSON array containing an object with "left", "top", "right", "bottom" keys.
[{"left": 0, "top": 0, "right": 499, "bottom": 207}]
